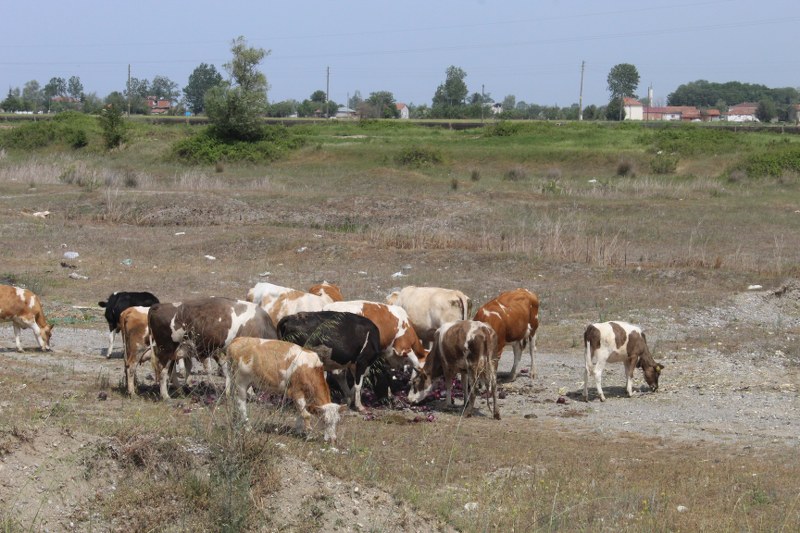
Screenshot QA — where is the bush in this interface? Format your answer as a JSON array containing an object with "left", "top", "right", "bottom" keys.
[
  {"left": 650, "top": 153, "right": 679, "bottom": 174},
  {"left": 171, "top": 124, "right": 306, "bottom": 165},
  {"left": 470, "top": 169, "right": 481, "bottom": 182},
  {"left": 484, "top": 121, "right": 522, "bottom": 137},
  {"left": 98, "top": 105, "right": 127, "bottom": 149},
  {"left": 616, "top": 160, "right": 635, "bottom": 177},
  {"left": 637, "top": 125, "right": 739, "bottom": 156},
  {"left": 736, "top": 148, "right": 800, "bottom": 178},
  {"left": 504, "top": 166, "right": 529, "bottom": 181},
  {"left": 394, "top": 146, "right": 443, "bottom": 167}
]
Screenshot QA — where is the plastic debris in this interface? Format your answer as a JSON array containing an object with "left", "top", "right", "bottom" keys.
[
  {"left": 391, "top": 271, "right": 405, "bottom": 278},
  {"left": 174, "top": 231, "right": 185, "bottom": 236},
  {"left": 120, "top": 258, "right": 133, "bottom": 266},
  {"left": 296, "top": 246, "right": 308, "bottom": 253},
  {"left": 747, "top": 284, "right": 762, "bottom": 290},
  {"left": 68, "top": 272, "right": 88, "bottom": 280},
  {"left": 63, "top": 251, "right": 79, "bottom": 259},
  {"left": 204, "top": 255, "right": 216, "bottom": 260}
]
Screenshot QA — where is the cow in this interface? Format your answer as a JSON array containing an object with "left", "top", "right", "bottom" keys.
[
  {"left": 119, "top": 306, "right": 153, "bottom": 396},
  {"left": 0, "top": 285, "right": 53, "bottom": 352},
  {"left": 227, "top": 337, "right": 346, "bottom": 443},
  {"left": 308, "top": 282, "right": 344, "bottom": 303},
  {"left": 246, "top": 282, "right": 293, "bottom": 305},
  {"left": 98, "top": 291, "right": 159, "bottom": 358},
  {"left": 385, "top": 286, "right": 470, "bottom": 346},
  {"left": 262, "top": 290, "right": 330, "bottom": 325},
  {"left": 323, "top": 300, "right": 428, "bottom": 370},
  {"left": 148, "top": 297, "right": 277, "bottom": 400},
  {"left": 408, "top": 320, "right": 500, "bottom": 420},
  {"left": 473, "top": 288, "right": 539, "bottom": 381},
  {"left": 277, "top": 311, "right": 382, "bottom": 412},
  {"left": 583, "top": 321, "right": 664, "bottom": 402}
]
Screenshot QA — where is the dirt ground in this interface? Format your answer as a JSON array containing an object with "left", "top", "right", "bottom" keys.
[{"left": 1, "top": 278, "right": 798, "bottom": 531}]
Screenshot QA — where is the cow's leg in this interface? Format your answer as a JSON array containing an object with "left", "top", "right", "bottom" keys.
[
  {"left": 352, "top": 372, "right": 367, "bottom": 412},
  {"left": 235, "top": 376, "right": 251, "bottom": 428},
  {"left": 528, "top": 335, "right": 537, "bottom": 380},
  {"left": 332, "top": 370, "right": 352, "bottom": 407},
  {"left": 293, "top": 397, "right": 312, "bottom": 437},
  {"left": 220, "top": 359, "right": 231, "bottom": 397},
  {"left": 106, "top": 329, "right": 117, "bottom": 358},
  {"left": 12, "top": 323, "right": 24, "bottom": 352},
  {"left": 508, "top": 341, "right": 523, "bottom": 381},
  {"left": 463, "top": 371, "right": 477, "bottom": 417},
  {"left": 583, "top": 342, "right": 593, "bottom": 402},
  {"left": 593, "top": 354, "right": 607, "bottom": 402},
  {"left": 158, "top": 361, "right": 171, "bottom": 400},
  {"left": 624, "top": 359, "right": 636, "bottom": 397}
]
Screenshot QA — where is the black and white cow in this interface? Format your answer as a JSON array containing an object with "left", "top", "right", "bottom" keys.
[
  {"left": 147, "top": 297, "right": 276, "bottom": 400},
  {"left": 99, "top": 291, "right": 159, "bottom": 358},
  {"left": 277, "top": 311, "right": 382, "bottom": 412},
  {"left": 583, "top": 321, "right": 664, "bottom": 402}
]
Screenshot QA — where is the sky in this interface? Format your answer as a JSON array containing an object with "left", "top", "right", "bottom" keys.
[{"left": 2, "top": 0, "right": 799, "bottom": 108}]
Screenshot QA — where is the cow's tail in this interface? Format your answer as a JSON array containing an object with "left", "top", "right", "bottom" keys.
[{"left": 98, "top": 301, "right": 107, "bottom": 308}]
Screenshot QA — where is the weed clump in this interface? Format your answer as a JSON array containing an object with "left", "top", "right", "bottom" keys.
[
  {"left": 735, "top": 148, "right": 800, "bottom": 178},
  {"left": 470, "top": 169, "right": 481, "bottom": 182},
  {"left": 504, "top": 166, "right": 529, "bottom": 181},
  {"left": 616, "top": 160, "right": 635, "bottom": 177},
  {"left": 484, "top": 121, "right": 522, "bottom": 137},
  {"left": 172, "top": 124, "right": 305, "bottom": 165},
  {"left": 394, "top": 146, "right": 443, "bottom": 167},
  {"left": 650, "top": 153, "right": 679, "bottom": 174}
]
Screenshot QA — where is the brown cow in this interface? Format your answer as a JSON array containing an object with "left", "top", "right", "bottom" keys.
[
  {"left": 474, "top": 288, "right": 539, "bottom": 381},
  {"left": 0, "top": 285, "right": 53, "bottom": 352},
  {"left": 408, "top": 320, "right": 500, "bottom": 419},
  {"left": 308, "top": 282, "right": 344, "bottom": 302},
  {"left": 119, "top": 306, "right": 153, "bottom": 396},
  {"left": 228, "top": 338, "right": 346, "bottom": 443}
]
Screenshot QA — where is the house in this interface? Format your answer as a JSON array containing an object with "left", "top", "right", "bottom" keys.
[
  {"left": 335, "top": 106, "right": 357, "bottom": 119},
  {"left": 725, "top": 102, "right": 759, "bottom": 122},
  {"left": 395, "top": 103, "right": 409, "bottom": 119},
  {"left": 623, "top": 97, "right": 644, "bottom": 120},
  {"left": 641, "top": 105, "right": 703, "bottom": 121},
  {"left": 146, "top": 97, "right": 171, "bottom": 115}
]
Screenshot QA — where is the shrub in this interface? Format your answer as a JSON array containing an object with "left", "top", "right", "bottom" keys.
[
  {"left": 171, "top": 125, "right": 305, "bottom": 165},
  {"left": 616, "top": 160, "right": 635, "bottom": 177},
  {"left": 736, "top": 148, "right": 800, "bottom": 178},
  {"left": 484, "top": 121, "right": 522, "bottom": 137},
  {"left": 450, "top": 178, "right": 459, "bottom": 191},
  {"left": 470, "top": 169, "right": 481, "bottom": 182},
  {"left": 637, "top": 125, "right": 739, "bottom": 156},
  {"left": 650, "top": 153, "right": 679, "bottom": 174},
  {"left": 504, "top": 166, "right": 529, "bottom": 181},
  {"left": 98, "top": 105, "right": 127, "bottom": 149},
  {"left": 394, "top": 146, "right": 443, "bottom": 167}
]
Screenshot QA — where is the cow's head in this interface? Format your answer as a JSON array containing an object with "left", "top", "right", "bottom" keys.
[
  {"left": 42, "top": 323, "right": 54, "bottom": 351},
  {"left": 635, "top": 332, "right": 663, "bottom": 392},
  {"left": 407, "top": 368, "right": 434, "bottom": 404}
]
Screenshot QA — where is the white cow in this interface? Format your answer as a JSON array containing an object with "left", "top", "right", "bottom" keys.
[{"left": 386, "top": 286, "right": 470, "bottom": 347}]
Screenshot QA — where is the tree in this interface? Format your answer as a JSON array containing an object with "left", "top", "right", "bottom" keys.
[
  {"left": 124, "top": 77, "right": 150, "bottom": 114},
  {"left": 502, "top": 95, "right": 516, "bottom": 112},
  {"left": 348, "top": 90, "right": 363, "bottom": 109},
  {"left": 432, "top": 66, "right": 468, "bottom": 117},
  {"left": 205, "top": 36, "right": 270, "bottom": 141},
  {"left": 151, "top": 75, "right": 180, "bottom": 101},
  {"left": 605, "top": 97, "right": 625, "bottom": 121},
  {"left": 756, "top": 98, "right": 777, "bottom": 122},
  {"left": 98, "top": 104, "right": 127, "bottom": 149},
  {"left": 67, "top": 76, "right": 84, "bottom": 99},
  {"left": 1, "top": 88, "right": 22, "bottom": 112},
  {"left": 183, "top": 63, "right": 223, "bottom": 114},
  {"left": 22, "top": 80, "right": 43, "bottom": 112},
  {"left": 366, "top": 91, "right": 399, "bottom": 118},
  {"left": 607, "top": 63, "right": 639, "bottom": 120}
]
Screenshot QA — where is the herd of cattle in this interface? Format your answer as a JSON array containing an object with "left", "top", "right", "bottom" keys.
[{"left": 0, "top": 282, "right": 664, "bottom": 443}]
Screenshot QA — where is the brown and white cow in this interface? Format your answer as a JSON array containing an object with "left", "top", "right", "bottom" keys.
[
  {"left": 408, "top": 320, "right": 500, "bottom": 419},
  {"left": 308, "top": 282, "right": 344, "bottom": 303},
  {"left": 228, "top": 338, "right": 346, "bottom": 443},
  {"left": 583, "top": 321, "right": 663, "bottom": 402},
  {"left": 148, "top": 297, "right": 277, "bottom": 400},
  {"left": 246, "top": 282, "right": 293, "bottom": 305},
  {"left": 0, "top": 285, "right": 53, "bottom": 352},
  {"left": 473, "top": 288, "right": 539, "bottom": 381},
  {"left": 323, "top": 300, "right": 428, "bottom": 369},
  {"left": 261, "top": 290, "right": 330, "bottom": 325},
  {"left": 386, "top": 286, "right": 470, "bottom": 347},
  {"left": 119, "top": 306, "right": 153, "bottom": 396}
]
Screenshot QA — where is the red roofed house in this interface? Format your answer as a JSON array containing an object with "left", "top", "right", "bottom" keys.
[
  {"left": 623, "top": 97, "right": 644, "bottom": 120},
  {"left": 396, "top": 103, "right": 409, "bottom": 119},
  {"left": 725, "top": 102, "right": 759, "bottom": 122},
  {"left": 146, "top": 97, "right": 172, "bottom": 115}
]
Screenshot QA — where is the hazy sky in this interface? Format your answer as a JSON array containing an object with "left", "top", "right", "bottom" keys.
[{"left": 2, "top": 0, "right": 798, "bottom": 108}]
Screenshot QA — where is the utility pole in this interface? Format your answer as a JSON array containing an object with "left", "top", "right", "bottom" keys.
[
  {"left": 481, "top": 84, "right": 485, "bottom": 123},
  {"left": 127, "top": 64, "right": 131, "bottom": 116},
  {"left": 325, "top": 66, "right": 330, "bottom": 118},
  {"left": 578, "top": 60, "right": 585, "bottom": 121}
]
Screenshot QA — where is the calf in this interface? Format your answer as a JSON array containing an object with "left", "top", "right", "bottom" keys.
[
  {"left": 0, "top": 285, "right": 53, "bottom": 352},
  {"left": 277, "top": 311, "right": 382, "bottom": 412},
  {"left": 408, "top": 320, "right": 500, "bottom": 419},
  {"left": 386, "top": 286, "right": 470, "bottom": 346},
  {"left": 228, "top": 337, "right": 346, "bottom": 443},
  {"left": 474, "top": 288, "right": 539, "bottom": 381},
  {"left": 148, "top": 297, "right": 276, "bottom": 400},
  {"left": 323, "top": 300, "right": 428, "bottom": 369},
  {"left": 98, "top": 291, "right": 159, "bottom": 357},
  {"left": 583, "top": 321, "right": 664, "bottom": 402},
  {"left": 119, "top": 306, "right": 153, "bottom": 396}
]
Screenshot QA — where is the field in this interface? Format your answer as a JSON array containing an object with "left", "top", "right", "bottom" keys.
[{"left": 1, "top": 117, "right": 800, "bottom": 531}]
